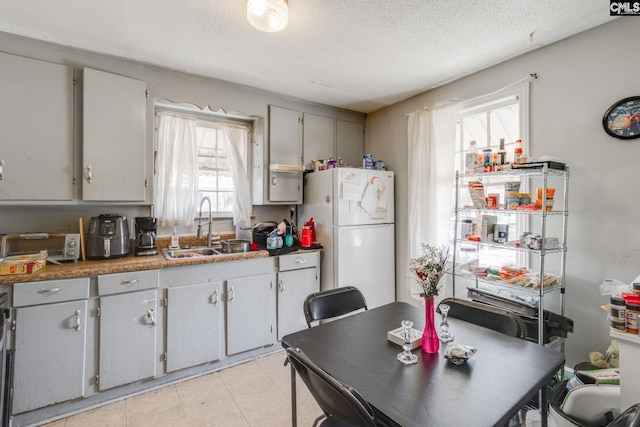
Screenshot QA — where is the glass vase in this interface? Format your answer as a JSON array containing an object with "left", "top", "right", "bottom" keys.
[{"left": 422, "top": 297, "right": 440, "bottom": 353}]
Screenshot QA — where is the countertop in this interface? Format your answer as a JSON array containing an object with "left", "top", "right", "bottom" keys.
[{"left": 0, "top": 249, "right": 271, "bottom": 285}]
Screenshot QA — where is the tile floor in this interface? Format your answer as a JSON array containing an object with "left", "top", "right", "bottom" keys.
[{"left": 41, "top": 350, "right": 322, "bottom": 427}]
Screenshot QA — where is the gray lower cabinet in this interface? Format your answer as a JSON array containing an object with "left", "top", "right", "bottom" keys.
[
  {"left": 98, "top": 289, "right": 158, "bottom": 390},
  {"left": 166, "top": 282, "right": 222, "bottom": 372},
  {"left": 277, "top": 251, "right": 320, "bottom": 340},
  {"left": 12, "top": 278, "right": 90, "bottom": 414},
  {"left": 97, "top": 270, "right": 159, "bottom": 391},
  {"left": 225, "top": 273, "right": 273, "bottom": 355}
]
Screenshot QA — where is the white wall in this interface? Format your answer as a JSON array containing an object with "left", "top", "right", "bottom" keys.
[{"left": 366, "top": 18, "right": 639, "bottom": 367}]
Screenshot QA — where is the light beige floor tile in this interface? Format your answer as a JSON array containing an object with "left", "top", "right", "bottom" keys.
[
  {"left": 219, "top": 360, "right": 274, "bottom": 394},
  {"left": 181, "top": 390, "right": 249, "bottom": 427},
  {"left": 39, "top": 419, "right": 66, "bottom": 427},
  {"left": 125, "top": 386, "right": 187, "bottom": 427},
  {"left": 62, "top": 400, "right": 126, "bottom": 427}
]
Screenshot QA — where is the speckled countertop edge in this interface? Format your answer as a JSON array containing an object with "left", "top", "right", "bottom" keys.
[{"left": 0, "top": 250, "right": 271, "bottom": 285}]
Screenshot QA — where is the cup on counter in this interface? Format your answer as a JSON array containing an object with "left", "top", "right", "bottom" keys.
[{"left": 301, "top": 226, "right": 312, "bottom": 247}]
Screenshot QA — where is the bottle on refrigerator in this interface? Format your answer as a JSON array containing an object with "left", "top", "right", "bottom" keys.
[
  {"left": 514, "top": 139, "right": 523, "bottom": 164},
  {"left": 465, "top": 140, "right": 478, "bottom": 173}
]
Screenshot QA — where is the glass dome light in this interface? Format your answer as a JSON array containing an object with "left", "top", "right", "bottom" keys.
[{"left": 247, "top": 0, "right": 288, "bottom": 33}]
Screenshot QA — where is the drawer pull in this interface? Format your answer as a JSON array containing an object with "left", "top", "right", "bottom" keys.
[
  {"left": 74, "top": 310, "right": 82, "bottom": 331},
  {"left": 146, "top": 309, "right": 156, "bottom": 326},
  {"left": 294, "top": 258, "right": 307, "bottom": 264},
  {"left": 120, "top": 279, "right": 140, "bottom": 285},
  {"left": 228, "top": 286, "right": 234, "bottom": 303},
  {"left": 37, "top": 287, "right": 61, "bottom": 294},
  {"left": 279, "top": 279, "right": 285, "bottom": 292},
  {"left": 211, "top": 289, "right": 219, "bottom": 306}
]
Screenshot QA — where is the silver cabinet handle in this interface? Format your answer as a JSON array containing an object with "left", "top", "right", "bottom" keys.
[
  {"left": 271, "top": 175, "right": 277, "bottom": 186},
  {"left": 86, "top": 165, "right": 93, "bottom": 184},
  {"left": 228, "top": 286, "right": 234, "bottom": 303},
  {"left": 74, "top": 310, "right": 82, "bottom": 331},
  {"left": 211, "top": 289, "right": 219, "bottom": 306},
  {"left": 279, "top": 279, "right": 285, "bottom": 292},
  {"left": 0, "top": 159, "right": 4, "bottom": 180},
  {"left": 121, "top": 279, "right": 140, "bottom": 285},
  {"left": 146, "top": 308, "right": 156, "bottom": 326},
  {"left": 37, "top": 287, "right": 61, "bottom": 294},
  {"left": 294, "top": 257, "right": 307, "bottom": 264}
]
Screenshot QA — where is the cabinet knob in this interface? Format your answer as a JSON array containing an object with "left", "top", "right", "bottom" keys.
[
  {"left": 74, "top": 310, "right": 82, "bottom": 331},
  {"left": 146, "top": 308, "right": 156, "bottom": 326}
]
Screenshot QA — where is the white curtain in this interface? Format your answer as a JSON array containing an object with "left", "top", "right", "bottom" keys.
[
  {"left": 220, "top": 127, "right": 252, "bottom": 226},
  {"left": 155, "top": 113, "right": 198, "bottom": 227},
  {"left": 407, "top": 104, "right": 458, "bottom": 294}
]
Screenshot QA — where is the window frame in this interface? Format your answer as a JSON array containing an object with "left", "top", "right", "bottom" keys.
[{"left": 154, "top": 100, "right": 254, "bottom": 219}]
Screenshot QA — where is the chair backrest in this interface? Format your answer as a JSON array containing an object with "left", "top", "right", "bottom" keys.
[
  {"left": 285, "top": 347, "right": 377, "bottom": 427},
  {"left": 438, "top": 297, "right": 527, "bottom": 339},
  {"left": 304, "top": 286, "right": 368, "bottom": 328},
  {"left": 549, "top": 384, "right": 621, "bottom": 426}
]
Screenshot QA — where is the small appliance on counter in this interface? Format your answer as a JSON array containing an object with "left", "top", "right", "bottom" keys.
[
  {"left": 86, "top": 214, "right": 130, "bottom": 260},
  {"left": 134, "top": 217, "right": 158, "bottom": 256},
  {"left": 0, "top": 233, "right": 80, "bottom": 262}
]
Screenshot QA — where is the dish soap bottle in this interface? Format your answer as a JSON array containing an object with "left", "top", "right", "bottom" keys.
[{"left": 170, "top": 227, "right": 179, "bottom": 249}]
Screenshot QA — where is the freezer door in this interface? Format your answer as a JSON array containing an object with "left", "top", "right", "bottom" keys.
[
  {"left": 335, "top": 169, "right": 394, "bottom": 226},
  {"left": 335, "top": 223, "right": 395, "bottom": 309}
]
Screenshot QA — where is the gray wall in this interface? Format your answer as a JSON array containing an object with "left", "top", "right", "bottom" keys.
[
  {"left": 366, "top": 18, "right": 639, "bottom": 367},
  {"left": 0, "top": 32, "right": 365, "bottom": 237}
]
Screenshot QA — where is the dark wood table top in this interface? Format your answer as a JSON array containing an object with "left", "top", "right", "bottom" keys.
[{"left": 281, "top": 301, "right": 565, "bottom": 427}]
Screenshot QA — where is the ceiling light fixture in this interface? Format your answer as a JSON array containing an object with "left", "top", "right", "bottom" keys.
[{"left": 247, "top": 0, "right": 288, "bottom": 33}]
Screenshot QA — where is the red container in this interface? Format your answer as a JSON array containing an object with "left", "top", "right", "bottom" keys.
[{"left": 301, "top": 226, "right": 312, "bottom": 247}]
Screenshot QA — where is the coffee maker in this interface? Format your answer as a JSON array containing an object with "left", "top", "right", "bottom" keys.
[{"left": 134, "top": 217, "right": 158, "bottom": 256}]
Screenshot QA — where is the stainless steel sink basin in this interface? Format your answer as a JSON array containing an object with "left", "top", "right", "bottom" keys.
[{"left": 161, "top": 247, "right": 221, "bottom": 260}]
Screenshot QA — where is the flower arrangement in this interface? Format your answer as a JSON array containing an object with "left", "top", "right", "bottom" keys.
[{"left": 409, "top": 243, "right": 450, "bottom": 299}]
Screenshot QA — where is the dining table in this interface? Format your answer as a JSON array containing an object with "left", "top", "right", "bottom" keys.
[{"left": 281, "top": 301, "right": 565, "bottom": 427}]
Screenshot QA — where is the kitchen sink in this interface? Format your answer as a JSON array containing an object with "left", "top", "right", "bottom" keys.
[{"left": 161, "top": 247, "right": 221, "bottom": 260}]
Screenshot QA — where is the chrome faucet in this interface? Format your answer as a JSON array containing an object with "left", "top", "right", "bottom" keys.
[{"left": 197, "top": 196, "right": 213, "bottom": 247}]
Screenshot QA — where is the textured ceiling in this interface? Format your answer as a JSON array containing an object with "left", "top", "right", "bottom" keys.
[{"left": 0, "top": 0, "right": 617, "bottom": 113}]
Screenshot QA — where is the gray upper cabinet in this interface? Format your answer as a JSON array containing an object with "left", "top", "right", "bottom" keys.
[
  {"left": 0, "top": 52, "right": 74, "bottom": 201},
  {"left": 83, "top": 68, "right": 147, "bottom": 201},
  {"left": 268, "top": 105, "right": 302, "bottom": 203},
  {"left": 302, "top": 113, "right": 334, "bottom": 170},
  {"left": 336, "top": 120, "right": 364, "bottom": 168}
]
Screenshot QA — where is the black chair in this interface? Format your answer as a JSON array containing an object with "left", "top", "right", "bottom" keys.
[
  {"left": 438, "top": 297, "right": 527, "bottom": 339},
  {"left": 304, "top": 286, "right": 368, "bottom": 328},
  {"left": 285, "top": 347, "right": 378, "bottom": 427}
]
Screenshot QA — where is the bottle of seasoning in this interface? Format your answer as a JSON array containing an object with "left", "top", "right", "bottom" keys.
[
  {"left": 514, "top": 139, "right": 523, "bottom": 164},
  {"left": 482, "top": 148, "right": 493, "bottom": 172},
  {"left": 497, "top": 138, "right": 507, "bottom": 165}
]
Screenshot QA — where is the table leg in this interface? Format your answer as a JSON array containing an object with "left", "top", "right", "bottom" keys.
[
  {"left": 290, "top": 362, "right": 297, "bottom": 427},
  {"left": 540, "top": 388, "right": 548, "bottom": 427}
]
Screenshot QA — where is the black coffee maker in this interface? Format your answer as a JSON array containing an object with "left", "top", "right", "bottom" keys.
[{"left": 134, "top": 217, "right": 158, "bottom": 256}]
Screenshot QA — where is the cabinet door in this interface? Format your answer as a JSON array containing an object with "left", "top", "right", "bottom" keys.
[
  {"left": 166, "top": 282, "right": 222, "bottom": 372},
  {"left": 0, "top": 52, "right": 73, "bottom": 201},
  {"left": 99, "top": 289, "right": 157, "bottom": 390},
  {"left": 225, "top": 273, "right": 273, "bottom": 355},
  {"left": 277, "top": 267, "right": 319, "bottom": 340},
  {"left": 83, "top": 68, "right": 147, "bottom": 201},
  {"left": 336, "top": 120, "right": 364, "bottom": 168},
  {"left": 13, "top": 300, "right": 88, "bottom": 414},
  {"left": 302, "top": 113, "right": 334, "bottom": 168},
  {"left": 268, "top": 105, "right": 301, "bottom": 203}
]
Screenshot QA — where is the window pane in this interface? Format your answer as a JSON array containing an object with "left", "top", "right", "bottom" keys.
[
  {"left": 461, "top": 113, "right": 488, "bottom": 148},
  {"left": 218, "top": 192, "right": 234, "bottom": 212},
  {"left": 218, "top": 171, "right": 233, "bottom": 191},
  {"left": 489, "top": 105, "right": 519, "bottom": 148},
  {"left": 198, "top": 171, "right": 217, "bottom": 191}
]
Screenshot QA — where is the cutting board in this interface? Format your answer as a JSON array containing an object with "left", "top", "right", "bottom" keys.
[{"left": 79, "top": 217, "right": 86, "bottom": 261}]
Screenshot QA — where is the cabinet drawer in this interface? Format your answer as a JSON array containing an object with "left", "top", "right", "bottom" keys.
[
  {"left": 279, "top": 251, "right": 319, "bottom": 272},
  {"left": 13, "top": 277, "right": 90, "bottom": 307},
  {"left": 98, "top": 269, "right": 159, "bottom": 295}
]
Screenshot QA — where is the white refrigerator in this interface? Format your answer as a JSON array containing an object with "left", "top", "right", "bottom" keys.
[{"left": 300, "top": 168, "right": 395, "bottom": 309}]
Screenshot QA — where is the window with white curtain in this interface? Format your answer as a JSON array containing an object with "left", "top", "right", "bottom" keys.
[
  {"left": 154, "top": 102, "right": 253, "bottom": 227},
  {"left": 453, "top": 83, "right": 529, "bottom": 267}
]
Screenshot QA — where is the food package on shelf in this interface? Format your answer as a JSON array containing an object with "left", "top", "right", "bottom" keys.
[{"left": 467, "top": 181, "right": 486, "bottom": 209}]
